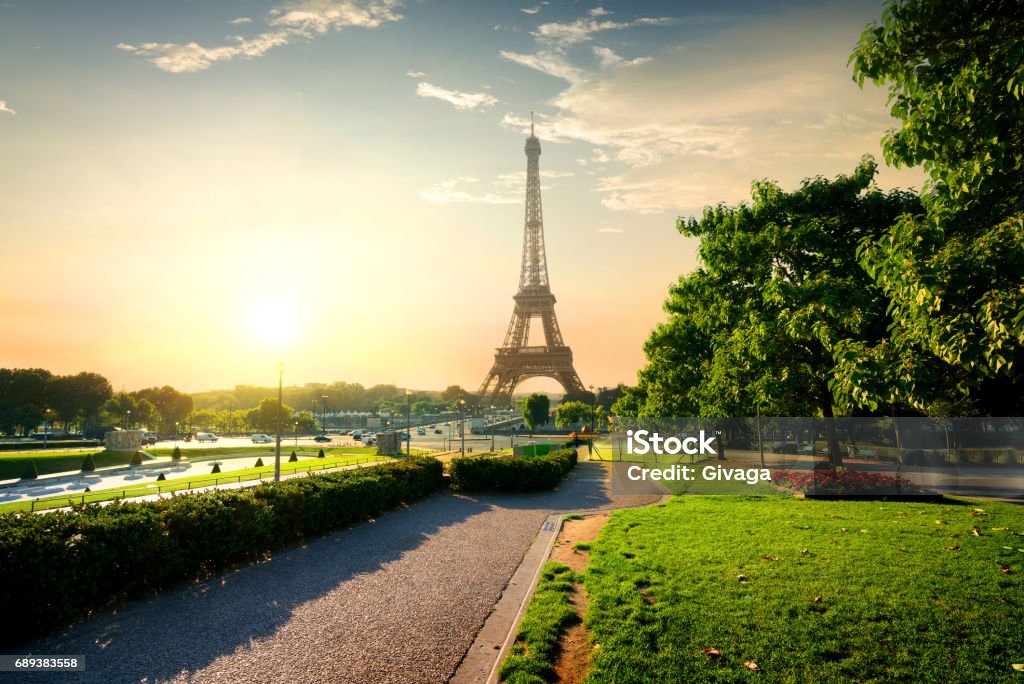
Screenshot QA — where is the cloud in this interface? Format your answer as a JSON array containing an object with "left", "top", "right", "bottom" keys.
[
  {"left": 405, "top": 69, "right": 425, "bottom": 77},
  {"left": 421, "top": 168, "right": 573, "bottom": 205},
  {"left": 521, "top": 4, "right": 546, "bottom": 15},
  {"left": 499, "top": 50, "right": 584, "bottom": 83},
  {"left": 118, "top": 31, "right": 291, "bottom": 73},
  {"left": 597, "top": 226, "right": 623, "bottom": 233},
  {"left": 416, "top": 82, "right": 498, "bottom": 111},
  {"left": 589, "top": 7, "right": 610, "bottom": 17},
  {"left": 498, "top": 4, "right": 926, "bottom": 214},
  {"left": 120, "top": 0, "right": 402, "bottom": 73},
  {"left": 532, "top": 15, "right": 674, "bottom": 48},
  {"left": 228, "top": 17, "right": 253, "bottom": 25},
  {"left": 0, "top": 100, "right": 14, "bottom": 115},
  {"left": 419, "top": 177, "right": 519, "bottom": 205}
]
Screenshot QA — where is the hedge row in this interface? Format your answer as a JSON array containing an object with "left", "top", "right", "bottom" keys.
[
  {"left": 449, "top": 448, "right": 578, "bottom": 492},
  {"left": 0, "top": 457, "right": 443, "bottom": 649}
]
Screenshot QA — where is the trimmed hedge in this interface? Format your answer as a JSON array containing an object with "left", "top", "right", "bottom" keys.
[
  {"left": 0, "top": 457, "right": 444, "bottom": 649},
  {"left": 449, "top": 448, "right": 578, "bottom": 492}
]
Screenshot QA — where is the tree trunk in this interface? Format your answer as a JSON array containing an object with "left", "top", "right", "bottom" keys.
[{"left": 819, "top": 388, "right": 842, "bottom": 467}]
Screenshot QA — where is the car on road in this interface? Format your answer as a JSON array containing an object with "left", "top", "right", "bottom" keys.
[
  {"left": 195, "top": 432, "right": 219, "bottom": 442},
  {"left": 351, "top": 430, "right": 364, "bottom": 440},
  {"left": 313, "top": 434, "right": 332, "bottom": 443},
  {"left": 416, "top": 428, "right": 426, "bottom": 436},
  {"left": 141, "top": 431, "right": 158, "bottom": 445},
  {"left": 433, "top": 428, "right": 443, "bottom": 434},
  {"left": 251, "top": 433, "right": 272, "bottom": 443}
]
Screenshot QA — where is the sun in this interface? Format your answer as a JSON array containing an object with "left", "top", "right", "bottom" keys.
[{"left": 244, "top": 293, "right": 298, "bottom": 352}]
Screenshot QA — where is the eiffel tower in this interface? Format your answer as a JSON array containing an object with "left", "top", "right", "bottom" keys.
[{"left": 478, "top": 116, "right": 586, "bottom": 406}]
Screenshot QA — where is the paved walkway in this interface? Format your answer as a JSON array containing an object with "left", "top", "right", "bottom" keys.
[{"left": 15, "top": 459, "right": 660, "bottom": 684}]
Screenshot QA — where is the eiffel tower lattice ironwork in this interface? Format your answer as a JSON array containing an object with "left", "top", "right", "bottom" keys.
[{"left": 478, "top": 117, "right": 586, "bottom": 405}]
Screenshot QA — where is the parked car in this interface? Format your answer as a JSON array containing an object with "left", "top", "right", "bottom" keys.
[
  {"left": 416, "top": 428, "right": 426, "bottom": 436},
  {"left": 351, "top": 430, "right": 363, "bottom": 440},
  {"left": 251, "top": 433, "right": 272, "bottom": 443},
  {"left": 433, "top": 429, "right": 443, "bottom": 434},
  {"left": 141, "top": 431, "right": 158, "bottom": 445},
  {"left": 364, "top": 435, "right": 377, "bottom": 445},
  {"left": 195, "top": 432, "right": 219, "bottom": 442},
  {"left": 313, "top": 434, "right": 331, "bottom": 443}
]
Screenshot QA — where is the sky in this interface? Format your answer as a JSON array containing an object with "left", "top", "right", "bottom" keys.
[{"left": 0, "top": 0, "right": 925, "bottom": 395}]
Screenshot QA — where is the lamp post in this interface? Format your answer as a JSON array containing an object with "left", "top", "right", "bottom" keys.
[
  {"left": 294, "top": 421, "right": 298, "bottom": 447},
  {"left": 321, "top": 394, "right": 328, "bottom": 434},
  {"left": 174, "top": 422, "right": 179, "bottom": 449},
  {"left": 589, "top": 385, "right": 596, "bottom": 433},
  {"left": 274, "top": 363, "right": 284, "bottom": 482},
  {"left": 489, "top": 404, "right": 495, "bottom": 451},
  {"left": 459, "top": 398, "right": 466, "bottom": 456},
  {"left": 42, "top": 409, "right": 51, "bottom": 451},
  {"left": 405, "top": 389, "right": 412, "bottom": 457},
  {"left": 126, "top": 409, "right": 131, "bottom": 430}
]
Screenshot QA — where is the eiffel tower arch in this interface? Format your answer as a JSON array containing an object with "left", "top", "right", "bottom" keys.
[{"left": 478, "top": 117, "right": 586, "bottom": 406}]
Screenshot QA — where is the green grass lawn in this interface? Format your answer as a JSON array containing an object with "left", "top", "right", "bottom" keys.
[
  {"left": 0, "top": 450, "right": 151, "bottom": 480},
  {"left": 4, "top": 452, "right": 397, "bottom": 513},
  {"left": 147, "top": 444, "right": 381, "bottom": 458},
  {"left": 505, "top": 496, "right": 1024, "bottom": 683}
]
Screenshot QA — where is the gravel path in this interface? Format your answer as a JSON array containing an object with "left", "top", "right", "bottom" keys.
[{"left": 11, "top": 460, "right": 658, "bottom": 684}]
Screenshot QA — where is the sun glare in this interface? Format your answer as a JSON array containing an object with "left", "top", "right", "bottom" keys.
[{"left": 244, "top": 294, "right": 297, "bottom": 352}]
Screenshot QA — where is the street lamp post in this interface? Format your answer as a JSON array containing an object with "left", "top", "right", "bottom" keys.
[
  {"left": 174, "top": 422, "right": 179, "bottom": 449},
  {"left": 405, "top": 389, "right": 412, "bottom": 457},
  {"left": 459, "top": 399, "right": 466, "bottom": 457},
  {"left": 322, "top": 394, "right": 328, "bottom": 434},
  {"left": 589, "top": 385, "right": 596, "bottom": 433},
  {"left": 489, "top": 404, "right": 495, "bottom": 451},
  {"left": 274, "top": 363, "right": 284, "bottom": 482},
  {"left": 294, "top": 422, "right": 298, "bottom": 447},
  {"left": 126, "top": 409, "right": 131, "bottom": 431}
]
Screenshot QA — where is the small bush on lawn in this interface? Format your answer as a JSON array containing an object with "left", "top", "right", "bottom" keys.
[
  {"left": 318, "top": 449, "right": 325, "bottom": 458},
  {"left": 129, "top": 451, "right": 142, "bottom": 466},
  {"left": 171, "top": 446, "right": 181, "bottom": 461},
  {"left": 773, "top": 469, "right": 934, "bottom": 495},
  {"left": 0, "top": 457, "right": 444, "bottom": 650},
  {"left": 81, "top": 454, "right": 96, "bottom": 472},
  {"left": 21, "top": 461, "right": 38, "bottom": 479},
  {"left": 254, "top": 457, "right": 264, "bottom": 467},
  {"left": 289, "top": 451, "right": 298, "bottom": 462},
  {"left": 449, "top": 448, "right": 577, "bottom": 492}
]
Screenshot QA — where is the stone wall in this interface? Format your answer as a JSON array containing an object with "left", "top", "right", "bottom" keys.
[{"left": 104, "top": 429, "right": 143, "bottom": 451}]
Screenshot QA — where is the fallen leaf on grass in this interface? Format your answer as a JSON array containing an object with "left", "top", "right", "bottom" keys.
[
  {"left": 897, "top": 547, "right": 908, "bottom": 552},
  {"left": 701, "top": 648, "right": 722, "bottom": 657},
  {"left": 972, "top": 528, "right": 982, "bottom": 537},
  {"left": 762, "top": 556, "right": 779, "bottom": 562},
  {"left": 991, "top": 527, "right": 1009, "bottom": 531},
  {"left": 946, "top": 545, "right": 960, "bottom": 551},
  {"left": 998, "top": 563, "right": 1013, "bottom": 574},
  {"left": 744, "top": 660, "right": 761, "bottom": 671},
  {"left": 801, "top": 548, "right": 809, "bottom": 555},
  {"left": 736, "top": 574, "right": 748, "bottom": 582},
  {"left": 812, "top": 596, "right": 822, "bottom": 603},
  {"left": 1012, "top": 663, "right": 1024, "bottom": 672}
]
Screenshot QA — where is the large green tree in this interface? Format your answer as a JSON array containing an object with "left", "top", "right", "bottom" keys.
[
  {"left": 628, "top": 159, "right": 920, "bottom": 463},
  {"left": 848, "top": 0, "right": 1024, "bottom": 413},
  {"left": 134, "top": 386, "right": 193, "bottom": 433},
  {"left": 521, "top": 393, "right": 550, "bottom": 435}
]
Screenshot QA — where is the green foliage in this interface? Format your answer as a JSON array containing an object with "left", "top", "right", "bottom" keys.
[
  {"left": 289, "top": 451, "right": 298, "bottom": 463},
  {"left": 498, "top": 563, "right": 581, "bottom": 683},
  {"left": 156, "top": 473, "right": 166, "bottom": 481},
  {"left": 0, "top": 457, "right": 444, "bottom": 649},
  {"left": 211, "top": 463, "right": 221, "bottom": 473},
  {"left": 318, "top": 448, "right": 325, "bottom": 458},
  {"left": 553, "top": 400, "right": 590, "bottom": 429},
  {"left": 129, "top": 451, "right": 142, "bottom": 466},
  {"left": 254, "top": 457, "right": 264, "bottom": 467},
  {"left": 245, "top": 398, "right": 295, "bottom": 434},
  {"left": 629, "top": 159, "right": 919, "bottom": 421},
  {"left": 449, "top": 448, "right": 577, "bottom": 492},
  {"left": 81, "top": 453, "right": 96, "bottom": 472},
  {"left": 522, "top": 393, "right": 550, "bottom": 433},
  {"left": 21, "top": 460, "right": 38, "bottom": 479},
  {"left": 171, "top": 446, "right": 181, "bottom": 461},
  {"left": 849, "top": 0, "right": 1024, "bottom": 412}
]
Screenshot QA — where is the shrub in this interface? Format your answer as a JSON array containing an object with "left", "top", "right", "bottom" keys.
[
  {"left": 318, "top": 449, "right": 325, "bottom": 458},
  {"left": 772, "top": 469, "right": 934, "bottom": 495},
  {"left": 171, "top": 446, "right": 181, "bottom": 461},
  {"left": 449, "top": 448, "right": 578, "bottom": 492},
  {"left": 81, "top": 454, "right": 96, "bottom": 472},
  {"left": 156, "top": 473, "right": 166, "bottom": 481},
  {"left": 129, "top": 451, "right": 142, "bottom": 466},
  {"left": 254, "top": 457, "right": 264, "bottom": 467},
  {"left": 211, "top": 463, "right": 221, "bottom": 473},
  {"left": 21, "top": 461, "right": 38, "bottom": 479},
  {"left": 967, "top": 450, "right": 991, "bottom": 464},
  {"left": 0, "top": 457, "right": 444, "bottom": 650},
  {"left": 289, "top": 451, "right": 298, "bottom": 463}
]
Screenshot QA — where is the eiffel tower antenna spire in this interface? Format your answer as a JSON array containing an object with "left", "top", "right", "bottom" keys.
[{"left": 477, "top": 121, "right": 586, "bottom": 405}]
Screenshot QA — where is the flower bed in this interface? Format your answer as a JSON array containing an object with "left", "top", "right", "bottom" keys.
[{"left": 772, "top": 469, "right": 937, "bottom": 497}]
